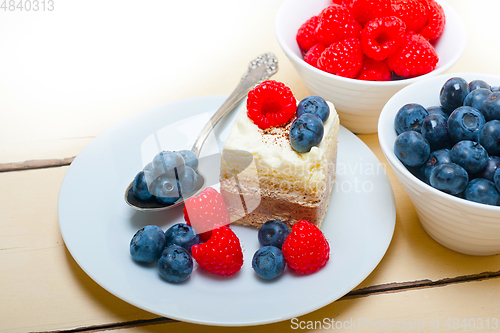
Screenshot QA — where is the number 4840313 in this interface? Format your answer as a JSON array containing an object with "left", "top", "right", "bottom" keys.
[{"left": 1, "top": 0, "right": 54, "bottom": 11}]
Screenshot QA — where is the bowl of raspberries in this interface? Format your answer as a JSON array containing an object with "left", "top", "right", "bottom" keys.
[
  {"left": 275, "top": 0, "right": 466, "bottom": 134},
  {"left": 379, "top": 73, "right": 500, "bottom": 256}
]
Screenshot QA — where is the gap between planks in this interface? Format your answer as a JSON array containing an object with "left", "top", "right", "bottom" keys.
[
  {"left": 34, "top": 270, "right": 500, "bottom": 333},
  {"left": 0, "top": 157, "right": 75, "bottom": 173}
]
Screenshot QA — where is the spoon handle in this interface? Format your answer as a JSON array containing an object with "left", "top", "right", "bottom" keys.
[{"left": 191, "top": 52, "right": 278, "bottom": 157}]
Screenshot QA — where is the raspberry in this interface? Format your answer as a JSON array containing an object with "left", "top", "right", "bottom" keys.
[
  {"left": 331, "top": 0, "right": 354, "bottom": 9},
  {"left": 351, "top": 0, "right": 394, "bottom": 26},
  {"left": 296, "top": 15, "right": 319, "bottom": 54},
  {"left": 303, "top": 43, "right": 326, "bottom": 68},
  {"left": 317, "top": 38, "right": 363, "bottom": 79},
  {"left": 418, "top": 0, "right": 445, "bottom": 40},
  {"left": 282, "top": 220, "right": 330, "bottom": 274},
  {"left": 315, "top": 5, "right": 361, "bottom": 46},
  {"left": 183, "top": 187, "right": 231, "bottom": 241},
  {"left": 360, "top": 16, "right": 406, "bottom": 61},
  {"left": 191, "top": 226, "right": 243, "bottom": 276},
  {"left": 386, "top": 32, "right": 438, "bottom": 78},
  {"left": 357, "top": 58, "right": 391, "bottom": 81},
  {"left": 391, "top": 0, "right": 427, "bottom": 32},
  {"left": 246, "top": 80, "right": 297, "bottom": 129}
]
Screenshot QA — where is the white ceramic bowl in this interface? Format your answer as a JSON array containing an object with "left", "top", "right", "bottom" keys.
[
  {"left": 379, "top": 73, "right": 500, "bottom": 256},
  {"left": 275, "top": 0, "right": 466, "bottom": 134}
]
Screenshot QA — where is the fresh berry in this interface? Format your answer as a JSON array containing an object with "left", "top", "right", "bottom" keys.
[
  {"left": 386, "top": 32, "right": 438, "bottom": 78},
  {"left": 356, "top": 57, "right": 391, "bottom": 81},
  {"left": 289, "top": 113, "right": 324, "bottom": 153},
  {"left": 440, "top": 77, "right": 470, "bottom": 112},
  {"left": 179, "top": 150, "right": 199, "bottom": 172},
  {"left": 130, "top": 225, "right": 166, "bottom": 264},
  {"left": 451, "top": 140, "right": 489, "bottom": 174},
  {"left": 246, "top": 80, "right": 297, "bottom": 130},
  {"left": 394, "top": 103, "right": 429, "bottom": 134},
  {"left": 391, "top": 0, "right": 427, "bottom": 32},
  {"left": 258, "top": 220, "right": 290, "bottom": 249},
  {"left": 469, "top": 80, "right": 491, "bottom": 92},
  {"left": 304, "top": 43, "right": 326, "bottom": 68},
  {"left": 133, "top": 170, "right": 153, "bottom": 201},
  {"left": 494, "top": 168, "right": 500, "bottom": 193},
  {"left": 429, "top": 163, "right": 469, "bottom": 195},
  {"left": 464, "top": 178, "right": 500, "bottom": 206},
  {"left": 473, "top": 156, "right": 500, "bottom": 182},
  {"left": 394, "top": 131, "right": 430, "bottom": 168},
  {"left": 152, "top": 150, "right": 185, "bottom": 180},
  {"left": 164, "top": 223, "right": 200, "bottom": 254},
  {"left": 478, "top": 120, "right": 500, "bottom": 156},
  {"left": 315, "top": 5, "right": 362, "bottom": 46},
  {"left": 427, "top": 105, "right": 449, "bottom": 119},
  {"left": 157, "top": 245, "right": 193, "bottom": 283},
  {"left": 351, "top": 0, "right": 393, "bottom": 25},
  {"left": 360, "top": 16, "right": 406, "bottom": 61},
  {"left": 492, "top": 87, "right": 500, "bottom": 93},
  {"left": 296, "top": 15, "right": 319, "bottom": 54},
  {"left": 178, "top": 166, "right": 198, "bottom": 194},
  {"left": 296, "top": 96, "right": 330, "bottom": 123},
  {"left": 421, "top": 114, "right": 452, "bottom": 151},
  {"left": 331, "top": 0, "right": 354, "bottom": 9},
  {"left": 152, "top": 176, "right": 182, "bottom": 204},
  {"left": 421, "top": 148, "right": 453, "bottom": 181},
  {"left": 418, "top": 0, "right": 446, "bottom": 40},
  {"left": 464, "top": 88, "right": 491, "bottom": 113},
  {"left": 252, "top": 246, "right": 286, "bottom": 280},
  {"left": 481, "top": 92, "right": 500, "bottom": 121},
  {"left": 191, "top": 226, "right": 243, "bottom": 276},
  {"left": 183, "top": 187, "right": 231, "bottom": 241},
  {"left": 447, "top": 106, "right": 485, "bottom": 143},
  {"left": 317, "top": 38, "right": 363, "bottom": 78},
  {"left": 282, "top": 220, "right": 330, "bottom": 274}
]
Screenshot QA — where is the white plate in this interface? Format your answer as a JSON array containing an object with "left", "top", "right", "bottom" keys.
[{"left": 58, "top": 95, "right": 396, "bottom": 326}]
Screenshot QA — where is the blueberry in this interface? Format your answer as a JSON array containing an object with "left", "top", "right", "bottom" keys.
[
  {"left": 451, "top": 140, "right": 489, "bottom": 174},
  {"left": 440, "top": 77, "right": 470, "bottom": 112},
  {"left": 394, "top": 131, "right": 430, "bottom": 168},
  {"left": 153, "top": 176, "right": 181, "bottom": 205},
  {"left": 421, "top": 149, "right": 453, "bottom": 181},
  {"left": 157, "top": 245, "right": 193, "bottom": 283},
  {"left": 464, "top": 178, "right": 500, "bottom": 206},
  {"left": 152, "top": 151, "right": 185, "bottom": 179},
  {"left": 258, "top": 220, "right": 290, "bottom": 249},
  {"left": 252, "top": 246, "right": 286, "bottom": 280},
  {"left": 164, "top": 223, "right": 200, "bottom": 254},
  {"left": 426, "top": 105, "right": 449, "bottom": 119},
  {"left": 130, "top": 225, "right": 166, "bottom": 263},
  {"left": 429, "top": 163, "right": 469, "bottom": 194},
  {"left": 289, "top": 113, "right": 324, "bottom": 153},
  {"left": 132, "top": 171, "right": 153, "bottom": 200},
  {"left": 463, "top": 88, "right": 491, "bottom": 112},
  {"left": 492, "top": 86, "right": 500, "bottom": 93},
  {"left": 179, "top": 150, "right": 199, "bottom": 172},
  {"left": 179, "top": 166, "right": 198, "bottom": 193},
  {"left": 468, "top": 79, "right": 490, "bottom": 91},
  {"left": 296, "top": 96, "right": 330, "bottom": 123},
  {"left": 478, "top": 120, "right": 500, "bottom": 156},
  {"left": 473, "top": 156, "right": 500, "bottom": 182},
  {"left": 421, "top": 114, "right": 452, "bottom": 151},
  {"left": 447, "top": 106, "right": 485, "bottom": 142},
  {"left": 481, "top": 92, "right": 500, "bottom": 121},
  {"left": 494, "top": 168, "right": 500, "bottom": 193},
  {"left": 394, "top": 103, "right": 429, "bottom": 135}
]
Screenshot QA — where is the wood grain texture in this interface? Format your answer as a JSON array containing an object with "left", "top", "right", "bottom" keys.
[{"left": 0, "top": 157, "right": 75, "bottom": 173}]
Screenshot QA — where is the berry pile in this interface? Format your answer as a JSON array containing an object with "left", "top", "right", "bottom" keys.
[
  {"left": 296, "top": 0, "right": 445, "bottom": 80},
  {"left": 130, "top": 188, "right": 331, "bottom": 282},
  {"left": 394, "top": 77, "right": 500, "bottom": 206},
  {"left": 132, "top": 150, "right": 199, "bottom": 205}
]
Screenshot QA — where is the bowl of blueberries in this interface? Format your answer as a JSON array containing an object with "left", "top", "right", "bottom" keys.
[{"left": 378, "top": 73, "right": 500, "bottom": 256}]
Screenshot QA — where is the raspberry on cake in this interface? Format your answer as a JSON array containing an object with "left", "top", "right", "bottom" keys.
[{"left": 220, "top": 82, "right": 339, "bottom": 229}]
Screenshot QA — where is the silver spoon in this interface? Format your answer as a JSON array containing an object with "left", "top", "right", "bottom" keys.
[{"left": 125, "top": 52, "right": 278, "bottom": 211}]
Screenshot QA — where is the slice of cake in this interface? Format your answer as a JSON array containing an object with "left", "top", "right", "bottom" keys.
[{"left": 220, "top": 80, "right": 339, "bottom": 229}]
